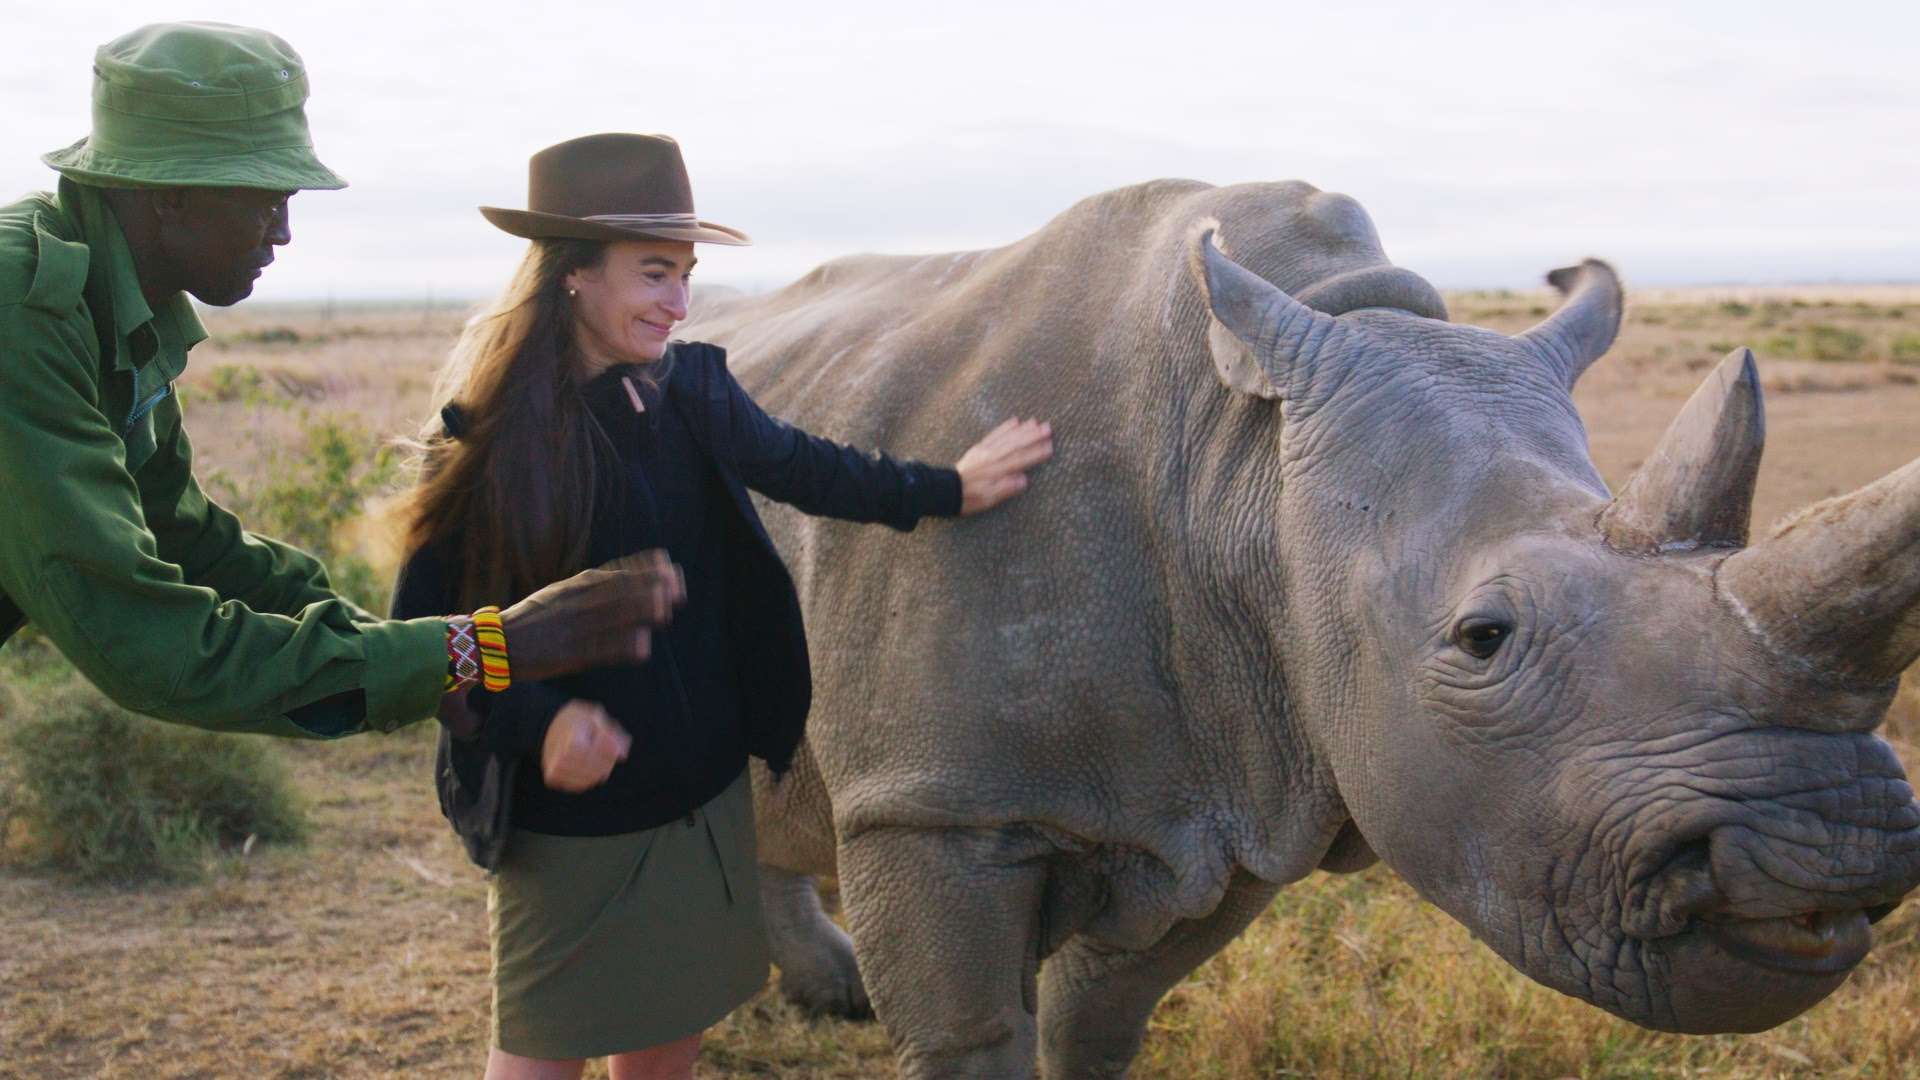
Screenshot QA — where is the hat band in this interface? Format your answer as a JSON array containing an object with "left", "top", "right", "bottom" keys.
[{"left": 582, "top": 212, "right": 701, "bottom": 229}]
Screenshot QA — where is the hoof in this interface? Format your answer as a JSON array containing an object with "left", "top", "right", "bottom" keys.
[{"left": 777, "top": 962, "right": 874, "bottom": 1021}]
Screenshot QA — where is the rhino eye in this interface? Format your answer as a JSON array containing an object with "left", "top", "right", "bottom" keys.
[{"left": 1455, "top": 617, "right": 1511, "bottom": 659}]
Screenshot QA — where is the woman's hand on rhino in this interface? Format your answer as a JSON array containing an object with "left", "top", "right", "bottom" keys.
[
  {"left": 956, "top": 418, "right": 1053, "bottom": 516},
  {"left": 497, "top": 549, "right": 686, "bottom": 681},
  {"left": 541, "top": 699, "right": 631, "bottom": 793}
]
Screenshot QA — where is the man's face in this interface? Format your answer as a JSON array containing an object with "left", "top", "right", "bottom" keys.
[{"left": 157, "top": 186, "right": 294, "bottom": 306}]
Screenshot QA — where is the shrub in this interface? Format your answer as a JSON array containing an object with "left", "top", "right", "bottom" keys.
[
  {"left": 201, "top": 363, "right": 272, "bottom": 405},
  {"left": 235, "top": 325, "right": 302, "bottom": 346},
  {"left": 1806, "top": 324, "right": 1868, "bottom": 363},
  {"left": 210, "top": 414, "right": 402, "bottom": 613},
  {"left": 1891, "top": 334, "right": 1920, "bottom": 366},
  {"left": 0, "top": 679, "right": 305, "bottom": 882}
]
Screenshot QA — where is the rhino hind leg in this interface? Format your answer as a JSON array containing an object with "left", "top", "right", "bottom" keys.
[
  {"left": 760, "top": 864, "right": 873, "bottom": 1019},
  {"left": 1038, "top": 871, "right": 1281, "bottom": 1079},
  {"left": 839, "top": 825, "right": 1053, "bottom": 1078}
]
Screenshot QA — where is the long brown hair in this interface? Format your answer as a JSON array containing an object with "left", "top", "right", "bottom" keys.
[{"left": 402, "top": 238, "right": 615, "bottom": 608}]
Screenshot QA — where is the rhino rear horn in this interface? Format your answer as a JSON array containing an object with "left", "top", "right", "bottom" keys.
[
  {"left": 1721, "top": 456, "right": 1920, "bottom": 685},
  {"left": 1600, "top": 348, "right": 1765, "bottom": 554},
  {"left": 1516, "top": 258, "right": 1624, "bottom": 387},
  {"left": 1189, "top": 221, "right": 1344, "bottom": 399}
]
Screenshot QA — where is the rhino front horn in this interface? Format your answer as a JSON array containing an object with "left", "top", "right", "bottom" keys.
[
  {"left": 1721, "top": 455, "right": 1920, "bottom": 685},
  {"left": 1600, "top": 348, "right": 1765, "bottom": 555},
  {"left": 1189, "top": 220, "right": 1344, "bottom": 398}
]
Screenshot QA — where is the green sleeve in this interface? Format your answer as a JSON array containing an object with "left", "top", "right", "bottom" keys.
[
  {"left": 0, "top": 304, "right": 445, "bottom": 736},
  {"left": 139, "top": 394, "right": 377, "bottom": 621}
]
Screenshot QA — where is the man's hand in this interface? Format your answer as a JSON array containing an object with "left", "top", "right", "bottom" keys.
[
  {"left": 499, "top": 549, "right": 686, "bottom": 681},
  {"left": 956, "top": 418, "right": 1053, "bottom": 515},
  {"left": 541, "top": 699, "right": 631, "bottom": 793}
]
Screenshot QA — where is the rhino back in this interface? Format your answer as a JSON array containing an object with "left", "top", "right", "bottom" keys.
[{"left": 683, "top": 178, "right": 1440, "bottom": 889}]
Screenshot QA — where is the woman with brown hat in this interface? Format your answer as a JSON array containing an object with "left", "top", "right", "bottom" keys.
[{"left": 391, "top": 133, "right": 1052, "bottom": 1079}]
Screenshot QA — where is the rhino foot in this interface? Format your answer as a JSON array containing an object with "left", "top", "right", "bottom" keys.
[{"left": 760, "top": 864, "right": 874, "bottom": 1020}]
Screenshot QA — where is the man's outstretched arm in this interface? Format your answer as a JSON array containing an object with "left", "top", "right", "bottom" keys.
[{"left": 0, "top": 306, "right": 685, "bottom": 736}]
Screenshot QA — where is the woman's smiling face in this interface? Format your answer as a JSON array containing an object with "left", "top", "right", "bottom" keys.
[{"left": 565, "top": 239, "right": 696, "bottom": 372}]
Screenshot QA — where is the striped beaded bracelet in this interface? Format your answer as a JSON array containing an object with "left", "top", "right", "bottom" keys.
[{"left": 471, "top": 605, "right": 512, "bottom": 692}]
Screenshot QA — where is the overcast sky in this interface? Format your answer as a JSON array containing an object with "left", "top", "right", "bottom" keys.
[{"left": 5, "top": 0, "right": 1916, "bottom": 300}]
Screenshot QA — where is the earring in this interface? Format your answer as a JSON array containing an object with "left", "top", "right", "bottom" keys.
[{"left": 566, "top": 287, "right": 578, "bottom": 298}]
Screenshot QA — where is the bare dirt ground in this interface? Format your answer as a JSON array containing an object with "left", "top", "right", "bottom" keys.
[{"left": 2, "top": 286, "right": 1917, "bottom": 1078}]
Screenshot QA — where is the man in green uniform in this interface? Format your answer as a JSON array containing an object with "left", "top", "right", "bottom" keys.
[{"left": 0, "top": 22, "right": 677, "bottom": 748}]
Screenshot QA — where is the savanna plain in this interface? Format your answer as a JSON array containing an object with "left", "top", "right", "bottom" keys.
[{"left": 2, "top": 286, "right": 1919, "bottom": 1079}]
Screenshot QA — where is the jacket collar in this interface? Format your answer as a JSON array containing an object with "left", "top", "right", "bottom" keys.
[{"left": 58, "top": 178, "right": 208, "bottom": 378}]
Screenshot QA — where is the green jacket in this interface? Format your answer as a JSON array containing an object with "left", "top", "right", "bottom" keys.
[{"left": 0, "top": 179, "right": 446, "bottom": 737}]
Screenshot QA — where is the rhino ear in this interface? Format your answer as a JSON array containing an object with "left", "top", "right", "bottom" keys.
[
  {"left": 1516, "top": 259, "right": 1623, "bottom": 388},
  {"left": 1188, "top": 220, "right": 1343, "bottom": 400}
]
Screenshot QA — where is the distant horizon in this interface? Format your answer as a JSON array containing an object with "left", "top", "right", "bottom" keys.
[{"left": 210, "top": 262, "right": 1920, "bottom": 310}]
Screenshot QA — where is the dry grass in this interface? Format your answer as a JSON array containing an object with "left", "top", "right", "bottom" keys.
[
  {"left": 2, "top": 290, "right": 1918, "bottom": 1078},
  {"left": 1137, "top": 865, "right": 1920, "bottom": 1079}
]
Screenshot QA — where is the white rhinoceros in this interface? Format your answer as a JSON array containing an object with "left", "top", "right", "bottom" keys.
[{"left": 681, "top": 178, "right": 1920, "bottom": 1078}]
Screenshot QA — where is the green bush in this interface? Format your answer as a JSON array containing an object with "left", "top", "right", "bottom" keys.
[
  {"left": 1892, "top": 333, "right": 1920, "bottom": 366},
  {"left": 233, "top": 325, "right": 302, "bottom": 346},
  {"left": 1806, "top": 324, "right": 1869, "bottom": 363},
  {"left": 0, "top": 679, "right": 305, "bottom": 882},
  {"left": 197, "top": 363, "right": 283, "bottom": 406}
]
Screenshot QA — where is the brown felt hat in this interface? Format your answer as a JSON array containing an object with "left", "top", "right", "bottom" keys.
[{"left": 480, "top": 133, "right": 750, "bottom": 246}]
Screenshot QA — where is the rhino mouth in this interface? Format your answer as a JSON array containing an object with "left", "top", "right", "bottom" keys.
[{"left": 1692, "top": 908, "right": 1873, "bottom": 975}]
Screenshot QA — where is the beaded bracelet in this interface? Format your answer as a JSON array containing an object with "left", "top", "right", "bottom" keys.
[
  {"left": 445, "top": 615, "right": 482, "bottom": 693},
  {"left": 472, "top": 605, "right": 512, "bottom": 692}
]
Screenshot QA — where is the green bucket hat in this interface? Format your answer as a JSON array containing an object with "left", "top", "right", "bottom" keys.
[{"left": 41, "top": 22, "right": 346, "bottom": 191}]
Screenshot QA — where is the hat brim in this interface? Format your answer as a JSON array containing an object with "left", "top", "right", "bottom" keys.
[
  {"left": 42, "top": 137, "right": 347, "bottom": 191},
  {"left": 479, "top": 206, "right": 751, "bottom": 246}
]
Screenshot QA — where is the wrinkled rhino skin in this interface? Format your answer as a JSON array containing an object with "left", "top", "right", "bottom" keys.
[{"left": 681, "top": 178, "right": 1920, "bottom": 1078}]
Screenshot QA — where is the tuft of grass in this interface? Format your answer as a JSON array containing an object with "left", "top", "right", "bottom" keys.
[
  {"left": 0, "top": 679, "right": 306, "bottom": 883},
  {"left": 1891, "top": 334, "right": 1920, "bottom": 367}
]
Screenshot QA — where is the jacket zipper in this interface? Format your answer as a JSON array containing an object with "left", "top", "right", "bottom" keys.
[{"left": 125, "top": 383, "right": 171, "bottom": 432}]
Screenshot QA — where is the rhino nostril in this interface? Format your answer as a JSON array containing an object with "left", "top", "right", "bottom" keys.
[{"left": 1626, "top": 839, "right": 1723, "bottom": 939}]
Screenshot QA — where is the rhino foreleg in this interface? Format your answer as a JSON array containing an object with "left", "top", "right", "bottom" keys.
[
  {"left": 1037, "top": 871, "right": 1281, "bottom": 1079},
  {"left": 839, "top": 825, "right": 1051, "bottom": 1078},
  {"left": 760, "top": 864, "right": 873, "bottom": 1019}
]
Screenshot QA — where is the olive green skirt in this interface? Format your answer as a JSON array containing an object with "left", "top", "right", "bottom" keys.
[{"left": 488, "top": 770, "right": 769, "bottom": 1060}]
